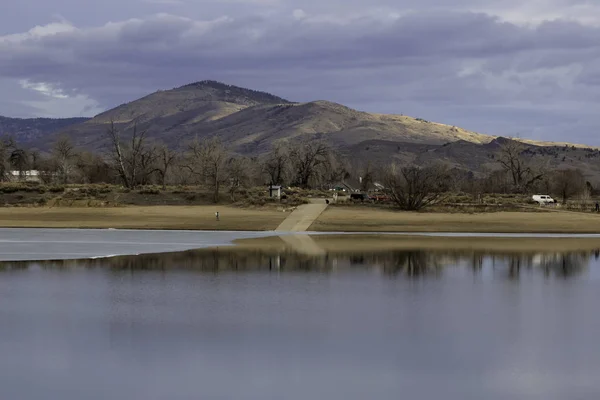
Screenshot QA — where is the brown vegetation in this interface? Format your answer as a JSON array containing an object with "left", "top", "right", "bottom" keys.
[
  {"left": 383, "top": 164, "right": 449, "bottom": 210},
  {"left": 496, "top": 139, "right": 545, "bottom": 192}
]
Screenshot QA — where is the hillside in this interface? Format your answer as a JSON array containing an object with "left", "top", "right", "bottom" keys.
[
  {"left": 27, "top": 80, "right": 499, "bottom": 154},
  {"left": 0, "top": 116, "right": 89, "bottom": 144},
  {"left": 348, "top": 137, "right": 600, "bottom": 181}
]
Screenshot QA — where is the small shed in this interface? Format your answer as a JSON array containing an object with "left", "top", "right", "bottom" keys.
[{"left": 268, "top": 185, "right": 282, "bottom": 199}]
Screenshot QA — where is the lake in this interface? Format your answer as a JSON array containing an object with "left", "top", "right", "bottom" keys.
[{"left": 2, "top": 245, "right": 600, "bottom": 399}]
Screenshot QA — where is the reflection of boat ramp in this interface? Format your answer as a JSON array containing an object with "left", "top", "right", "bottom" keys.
[
  {"left": 274, "top": 199, "right": 330, "bottom": 255},
  {"left": 277, "top": 234, "right": 326, "bottom": 256}
]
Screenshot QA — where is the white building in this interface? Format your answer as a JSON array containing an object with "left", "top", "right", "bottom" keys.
[
  {"left": 8, "top": 170, "right": 41, "bottom": 183},
  {"left": 268, "top": 185, "right": 282, "bottom": 199}
]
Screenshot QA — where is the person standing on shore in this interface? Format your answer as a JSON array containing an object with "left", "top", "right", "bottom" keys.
[
  {"left": 215, "top": 211, "right": 220, "bottom": 221},
  {"left": 596, "top": 202, "right": 599, "bottom": 213}
]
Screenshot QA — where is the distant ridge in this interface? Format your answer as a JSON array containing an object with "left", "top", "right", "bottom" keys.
[{"left": 0, "top": 115, "right": 90, "bottom": 143}]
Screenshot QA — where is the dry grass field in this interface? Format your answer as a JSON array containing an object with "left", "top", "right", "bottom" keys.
[
  {"left": 309, "top": 206, "right": 600, "bottom": 233},
  {"left": 2, "top": 203, "right": 600, "bottom": 234},
  {"left": 0, "top": 206, "right": 290, "bottom": 231}
]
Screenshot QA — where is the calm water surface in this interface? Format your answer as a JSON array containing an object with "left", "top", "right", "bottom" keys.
[{"left": 2, "top": 248, "right": 600, "bottom": 399}]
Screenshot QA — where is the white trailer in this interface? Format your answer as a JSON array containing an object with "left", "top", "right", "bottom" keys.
[{"left": 532, "top": 194, "right": 555, "bottom": 205}]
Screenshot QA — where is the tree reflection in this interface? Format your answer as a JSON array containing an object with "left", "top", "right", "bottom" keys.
[
  {"left": 0, "top": 248, "right": 596, "bottom": 280},
  {"left": 538, "top": 252, "right": 588, "bottom": 278},
  {"left": 379, "top": 251, "right": 443, "bottom": 278},
  {"left": 491, "top": 252, "right": 589, "bottom": 281},
  {"left": 508, "top": 256, "right": 523, "bottom": 281}
]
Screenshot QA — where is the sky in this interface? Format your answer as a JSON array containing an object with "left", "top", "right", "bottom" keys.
[{"left": 1, "top": 0, "right": 600, "bottom": 144}]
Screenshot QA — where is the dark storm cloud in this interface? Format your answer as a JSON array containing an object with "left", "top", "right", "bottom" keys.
[
  {"left": 2, "top": 3, "right": 600, "bottom": 142},
  {"left": 1, "top": 13, "right": 595, "bottom": 89}
]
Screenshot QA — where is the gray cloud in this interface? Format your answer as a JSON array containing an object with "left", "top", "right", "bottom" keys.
[{"left": 2, "top": 2, "right": 600, "bottom": 143}]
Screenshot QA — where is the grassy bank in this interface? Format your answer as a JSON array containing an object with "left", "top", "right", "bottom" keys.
[
  {"left": 309, "top": 206, "right": 600, "bottom": 233},
  {"left": 0, "top": 206, "right": 289, "bottom": 231}
]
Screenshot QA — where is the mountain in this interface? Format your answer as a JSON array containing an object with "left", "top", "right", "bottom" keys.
[
  {"left": 0, "top": 116, "right": 89, "bottom": 145},
  {"left": 20, "top": 80, "right": 500, "bottom": 153},
  {"left": 6, "top": 80, "right": 600, "bottom": 179},
  {"left": 92, "top": 80, "right": 291, "bottom": 125}
]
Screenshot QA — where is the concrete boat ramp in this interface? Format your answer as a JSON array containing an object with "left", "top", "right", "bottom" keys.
[{"left": 275, "top": 199, "right": 329, "bottom": 232}]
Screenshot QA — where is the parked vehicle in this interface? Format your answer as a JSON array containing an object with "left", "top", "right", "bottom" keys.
[
  {"left": 350, "top": 193, "right": 371, "bottom": 202},
  {"left": 532, "top": 194, "right": 555, "bottom": 205},
  {"left": 370, "top": 194, "right": 391, "bottom": 202}
]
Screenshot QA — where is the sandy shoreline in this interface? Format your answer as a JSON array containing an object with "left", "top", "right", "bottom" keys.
[{"left": 231, "top": 234, "right": 600, "bottom": 253}]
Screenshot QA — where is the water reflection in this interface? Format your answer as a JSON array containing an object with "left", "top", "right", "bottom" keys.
[
  {"left": 3, "top": 244, "right": 600, "bottom": 400},
  {"left": 1, "top": 247, "right": 595, "bottom": 280}
]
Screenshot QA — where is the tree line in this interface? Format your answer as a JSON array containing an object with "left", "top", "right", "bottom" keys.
[
  {"left": 0, "top": 127, "right": 596, "bottom": 210},
  {"left": 0, "top": 123, "right": 348, "bottom": 203}
]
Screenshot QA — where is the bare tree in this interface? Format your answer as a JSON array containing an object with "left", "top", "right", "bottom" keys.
[
  {"left": 52, "top": 135, "right": 77, "bottom": 184},
  {"left": 106, "top": 120, "right": 131, "bottom": 187},
  {"left": 0, "top": 138, "right": 11, "bottom": 181},
  {"left": 324, "top": 153, "right": 350, "bottom": 189},
  {"left": 75, "top": 152, "right": 114, "bottom": 184},
  {"left": 106, "top": 120, "right": 157, "bottom": 188},
  {"left": 383, "top": 164, "right": 450, "bottom": 210},
  {"left": 358, "top": 161, "right": 375, "bottom": 191},
  {"left": 262, "top": 143, "right": 290, "bottom": 186},
  {"left": 186, "top": 137, "right": 229, "bottom": 203},
  {"left": 155, "top": 144, "right": 178, "bottom": 190},
  {"left": 482, "top": 169, "right": 511, "bottom": 194},
  {"left": 9, "top": 147, "right": 29, "bottom": 180},
  {"left": 496, "top": 139, "right": 544, "bottom": 192},
  {"left": 226, "top": 156, "right": 250, "bottom": 202},
  {"left": 245, "top": 156, "right": 264, "bottom": 187},
  {"left": 551, "top": 169, "right": 585, "bottom": 204},
  {"left": 29, "top": 149, "right": 42, "bottom": 171},
  {"left": 289, "top": 139, "right": 331, "bottom": 188}
]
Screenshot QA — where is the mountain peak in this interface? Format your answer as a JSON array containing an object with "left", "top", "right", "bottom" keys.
[
  {"left": 176, "top": 80, "right": 291, "bottom": 106},
  {"left": 91, "top": 80, "right": 292, "bottom": 124},
  {"left": 180, "top": 80, "right": 239, "bottom": 90}
]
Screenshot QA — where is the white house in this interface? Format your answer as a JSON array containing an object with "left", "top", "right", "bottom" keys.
[{"left": 8, "top": 170, "right": 41, "bottom": 183}]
